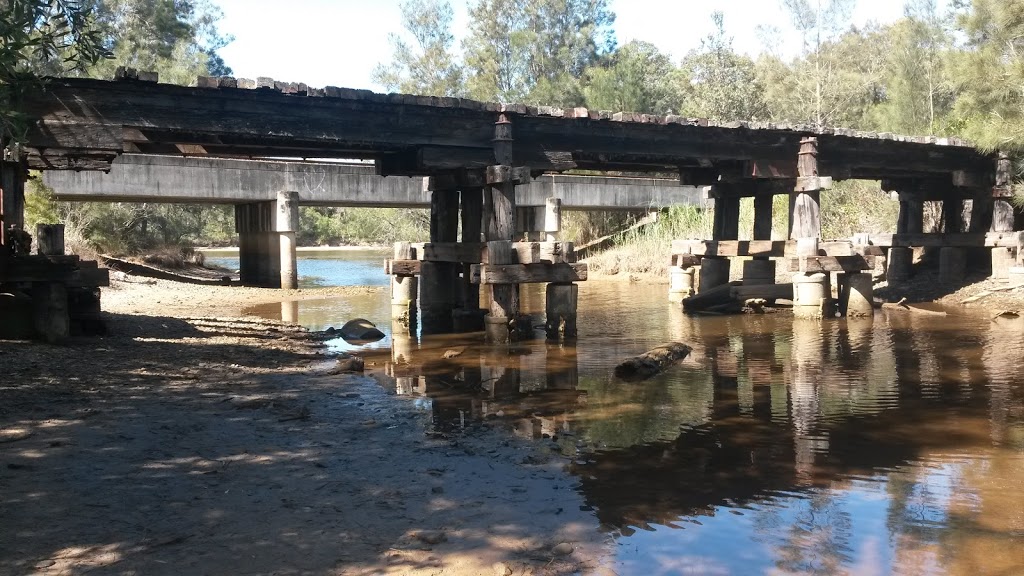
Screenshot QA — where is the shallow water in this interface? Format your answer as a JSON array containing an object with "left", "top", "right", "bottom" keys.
[{"left": 234, "top": 253, "right": 1024, "bottom": 575}]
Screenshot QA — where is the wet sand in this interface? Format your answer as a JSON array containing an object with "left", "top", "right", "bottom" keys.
[{"left": 0, "top": 279, "right": 608, "bottom": 576}]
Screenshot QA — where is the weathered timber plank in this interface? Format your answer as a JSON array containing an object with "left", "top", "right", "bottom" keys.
[
  {"left": 471, "top": 263, "right": 588, "bottom": 284},
  {"left": 414, "top": 241, "right": 574, "bottom": 264},
  {"left": 731, "top": 283, "right": 794, "bottom": 301},
  {"left": 789, "top": 256, "right": 875, "bottom": 273},
  {"left": 385, "top": 259, "right": 421, "bottom": 276},
  {"left": 671, "top": 239, "right": 855, "bottom": 257},
  {"left": 418, "top": 243, "right": 485, "bottom": 263},
  {"left": 861, "top": 232, "right": 1024, "bottom": 248}
]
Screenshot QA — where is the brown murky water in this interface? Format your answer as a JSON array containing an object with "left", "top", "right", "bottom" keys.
[{"left": 242, "top": 258, "right": 1024, "bottom": 575}]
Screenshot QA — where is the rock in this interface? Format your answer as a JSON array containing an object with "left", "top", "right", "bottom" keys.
[
  {"left": 493, "top": 561, "right": 513, "bottom": 576},
  {"left": 431, "top": 486, "right": 444, "bottom": 494},
  {"left": 441, "top": 346, "right": 466, "bottom": 359},
  {"left": 339, "top": 318, "right": 385, "bottom": 343},
  {"left": 34, "top": 560, "right": 56, "bottom": 569},
  {"left": 327, "top": 357, "right": 364, "bottom": 374},
  {"left": 551, "top": 542, "right": 574, "bottom": 556},
  {"left": 415, "top": 530, "right": 447, "bottom": 545},
  {"left": 614, "top": 342, "right": 692, "bottom": 381}
]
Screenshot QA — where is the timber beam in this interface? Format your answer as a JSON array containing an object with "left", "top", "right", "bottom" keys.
[
  {"left": 672, "top": 239, "right": 858, "bottom": 258},
  {"left": 471, "top": 263, "right": 588, "bottom": 285},
  {"left": 19, "top": 76, "right": 997, "bottom": 181},
  {"left": 856, "top": 232, "right": 1024, "bottom": 248}
]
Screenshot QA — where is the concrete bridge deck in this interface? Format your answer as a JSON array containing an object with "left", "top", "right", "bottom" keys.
[{"left": 41, "top": 154, "right": 701, "bottom": 210}]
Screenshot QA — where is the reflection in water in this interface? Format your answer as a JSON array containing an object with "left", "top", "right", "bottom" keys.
[
  {"left": 238, "top": 253, "right": 1024, "bottom": 575},
  {"left": 370, "top": 284, "right": 1024, "bottom": 575}
]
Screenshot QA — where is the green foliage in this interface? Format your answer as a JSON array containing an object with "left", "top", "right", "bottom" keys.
[
  {"left": 820, "top": 180, "right": 901, "bottom": 238},
  {"left": 679, "top": 12, "right": 769, "bottom": 121},
  {"left": 949, "top": 0, "right": 1024, "bottom": 151},
  {"left": 371, "top": 0, "right": 464, "bottom": 96},
  {"left": 462, "top": 0, "right": 615, "bottom": 104},
  {"left": 583, "top": 40, "right": 677, "bottom": 114},
  {"left": 1, "top": 0, "right": 109, "bottom": 148}
]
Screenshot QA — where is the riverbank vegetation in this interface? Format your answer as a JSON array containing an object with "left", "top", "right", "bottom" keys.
[{"left": 9, "top": 0, "right": 1024, "bottom": 261}]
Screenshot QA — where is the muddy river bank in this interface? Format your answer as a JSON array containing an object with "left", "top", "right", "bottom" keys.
[{"left": 3, "top": 251, "right": 1024, "bottom": 575}]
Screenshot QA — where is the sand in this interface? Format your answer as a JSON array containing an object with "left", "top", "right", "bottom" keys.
[{"left": 0, "top": 278, "right": 611, "bottom": 576}]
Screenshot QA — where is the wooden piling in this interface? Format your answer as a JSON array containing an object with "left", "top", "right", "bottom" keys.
[
  {"left": 713, "top": 194, "right": 740, "bottom": 240},
  {"left": 421, "top": 190, "right": 460, "bottom": 334},
  {"left": 483, "top": 113, "right": 522, "bottom": 344},
  {"left": 35, "top": 224, "right": 65, "bottom": 255},
  {"left": 789, "top": 138, "right": 822, "bottom": 240},
  {"left": 454, "top": 187, "right": 486, "bottom": 332},
  {"left": 32, "top": 281, "right": 69, "bottom": 343},
  {"left": 753, "top": 194, "right": 773, "bottom": 241},
  {"left": 545, "top": 283, "right": 578, "bottom": 340},
  {"left": 484, "top": 240, "right": 516, "bottom": 343},
  {"left": 0, "top": 160, "right": 26, "bottom": 247},
  {"left": 391, "top": 242, "right": 418, "bottom": 323}
]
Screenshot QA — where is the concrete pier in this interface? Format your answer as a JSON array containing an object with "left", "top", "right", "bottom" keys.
[
  {"left": 235, "top": 191, "right": 299, "bottom": 288},
  {"left": 793, "top": 272, "right": 830, "bottom": 319},
  {"left": 668, "top": 266, "right": 696, "bottom": 302},
  {"left": 838, "top": 272, "right": 873, "bottom": 317}
]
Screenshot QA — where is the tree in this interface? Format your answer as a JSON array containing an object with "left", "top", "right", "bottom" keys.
[
  {"left": 84, "top": 0, "right": 233, "bottom": 85},
  {"left": 463, "top": 0, "right": 615, "bottom": 105},
  {"left": 371, "top": 0, "right": 464, "bottom": 97},
  {"left": 758, "top": 22, "right": 887, "bottom": 128},
  {"left": 949, "top": 0, "right": 1024, "bottom": 151},
  {"left": 679, "top": 12, "right": 768, "bottom": 121},
  {"left": 869, "top": 1, "right": 952, "bottom": 134},
  {"left": 773, "top": 0, "right": 885, "bottom": 128},
  {"left": 583, "top": 40, "right": 677, "bottom": 114},
  {"left": 1, "top": 0, "right": 109, "bottom": 150}
]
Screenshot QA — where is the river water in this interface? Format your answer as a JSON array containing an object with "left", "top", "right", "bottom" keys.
[{"left": 207, "top": 249, "right": 1024, "bottom": 575}]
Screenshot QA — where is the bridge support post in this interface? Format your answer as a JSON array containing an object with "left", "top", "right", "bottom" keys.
[
  {"left": 0, "top": 159, "right": 26, "bottom": 248},
  {"left": 484, "top": 113, "right": 527, "bottom": 344},
  {"left": 454, "top": 186, "right": 486, "bottom": 333},
  {"left": 277, "top": 191, "right": 299, "bottom": 289},
  {"left": 545, "top": 282, "right": 577, "bottom": 340},
  {"left": 391, "top": 241, "right": 418, "bottom": 323},
  {"left": 700, "top": 186, "right": 740, "bottom": 292},
  {"left": 990, "top": 154, "right": 1016, "bottom": 281},
  {"left": 746, "top": 192, "right": 776, "bottom": 285},
  {"left": 887, "top": 192, "right": 923, "bottom": 282},
  {"left": 837, "top": 272, "right": 873, "bottom": 316},
  {"left": 421, "top": 189, "right": 460, "bottom": 334},
  {"left": 235, "top": 191, "right": 298, "bottom": 289},
  {"left": 939, "top": 247, "right": 967, "bottom": 284}
]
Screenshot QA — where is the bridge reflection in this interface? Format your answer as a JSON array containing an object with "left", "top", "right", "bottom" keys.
[{"left": 369, "top": 313, "right": 1023, "bottom": 566}]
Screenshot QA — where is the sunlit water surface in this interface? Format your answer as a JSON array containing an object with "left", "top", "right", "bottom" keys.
[{"left": 213, "top": 250, "right": 1024, "bottom": 575}]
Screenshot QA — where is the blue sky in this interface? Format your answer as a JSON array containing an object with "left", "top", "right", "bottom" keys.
[{"left": 215, "top": 0, "right": 919, "bottom": 91}]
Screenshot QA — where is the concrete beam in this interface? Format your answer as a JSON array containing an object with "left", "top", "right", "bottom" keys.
[{"left": 42, "top": 154, "right": 701, "bottom": 211}]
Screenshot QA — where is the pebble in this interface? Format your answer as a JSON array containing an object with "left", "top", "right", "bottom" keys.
[
  {"left": 34, "top": 560, "right": 56, "bottom": 569},
  {"left": 552, "top": 542, "right": 574, "bottom": 556},
  {"left": 493, "top": 561, "right": 512, "bottom": 575}
]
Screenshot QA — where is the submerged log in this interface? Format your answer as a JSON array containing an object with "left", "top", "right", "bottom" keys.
[{"left": 614, "top": 342, "right": 693, "bottom": 381}]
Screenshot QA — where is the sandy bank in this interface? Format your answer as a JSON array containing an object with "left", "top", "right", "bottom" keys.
[{"left": 1, "top": 279, "right": 611, "bottom": 576}]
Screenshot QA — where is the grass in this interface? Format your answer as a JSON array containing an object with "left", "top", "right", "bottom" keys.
[{"left": 579, "top": 180, "right": 902, "bottom": 277}]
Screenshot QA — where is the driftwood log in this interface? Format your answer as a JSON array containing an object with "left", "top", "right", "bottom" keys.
[{"left": 614, "top": 342, "right": 693, "bottom": 381}]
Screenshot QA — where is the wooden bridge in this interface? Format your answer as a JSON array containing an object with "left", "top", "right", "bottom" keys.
[{"left": 0, "top": 70, "right": 1012, "bottom": 341}]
